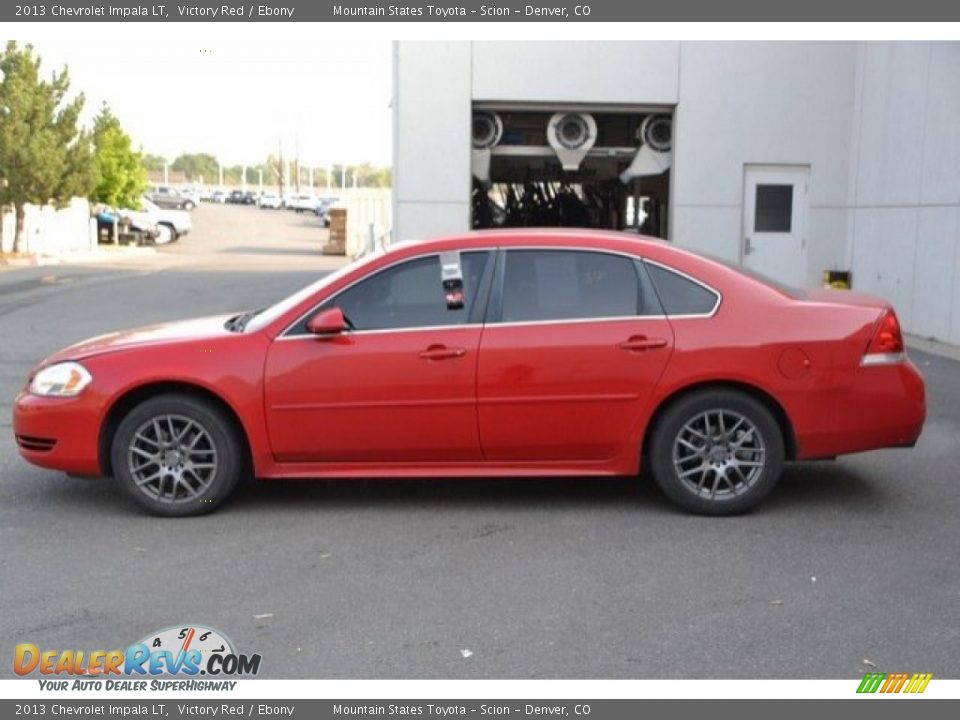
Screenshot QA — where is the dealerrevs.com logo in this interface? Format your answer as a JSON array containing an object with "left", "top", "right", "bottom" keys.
[
  {"left": 14, "top": 625, "right": 261, "bottom": 690},
  {"left": 857, "top": 672, "right": 933, "bottom": 694}
]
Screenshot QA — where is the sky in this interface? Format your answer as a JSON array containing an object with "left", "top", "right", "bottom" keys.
[{"left": 7, "top": 31, "right": 393, "bottom": 169}]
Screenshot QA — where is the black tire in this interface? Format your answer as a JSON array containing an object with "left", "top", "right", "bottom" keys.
[
  {"left": 183, "top": 201, "right": 196, "bottom": 211},
  {"left": 111, "top": 394, "right": 245, "bottom": 516},
  {"left": 160, "top": 223, "right": 179, "bottom": 243},
  {"left": 647, "top": 389, "right": 784, "bottom": 515}
]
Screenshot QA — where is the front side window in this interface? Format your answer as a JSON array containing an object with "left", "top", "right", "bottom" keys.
[
  {"left": 499, "top": 250, "right": 653, "bottom": 323},
  {"left": 318, "top": 251, "right": 490, "bottom": 331}
]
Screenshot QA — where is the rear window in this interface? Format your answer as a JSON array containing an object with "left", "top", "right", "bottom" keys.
[
  {"left": 644, "top": 262, "right": 719, "bottom": 316},
  {"left": 500, "top": 250, "right": 652, "bottom": 323}
]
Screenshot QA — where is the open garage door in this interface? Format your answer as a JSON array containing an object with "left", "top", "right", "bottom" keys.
[{"left": 470, "top": 105, "right": 673, "bottom": 238}]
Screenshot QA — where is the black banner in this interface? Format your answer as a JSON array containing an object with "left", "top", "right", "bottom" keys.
[
  {"left": 2, "top": 699, "right": 960, "bottom": 720},
  {"left": 4, "top": 0, "right": 960, "bottom": 22}
]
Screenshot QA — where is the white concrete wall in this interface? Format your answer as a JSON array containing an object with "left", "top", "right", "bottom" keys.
[
  {"left": 471, "top": 42, "right": 679, "bottom": 105},
  {"left": 672, "top": 42, "right": 859, "bottom": 288},
  {"left": 392, "top": 41, "right": 472, "bottom": 243},
  {"left": 848, "top": 42, "right": 960, "bottom": 344}
]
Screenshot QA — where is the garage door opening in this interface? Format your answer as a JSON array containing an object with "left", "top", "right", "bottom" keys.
[{"left": 470, "top": 106, "right": 673, "bottom": 238}]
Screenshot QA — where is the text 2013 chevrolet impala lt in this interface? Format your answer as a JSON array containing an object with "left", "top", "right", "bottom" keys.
[{"left": 13, "top": 230, "right": 925, "bottom": 516}]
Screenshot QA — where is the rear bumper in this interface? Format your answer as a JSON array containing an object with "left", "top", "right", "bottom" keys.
[
  {"left": 12, "top": 391, "right": 103, "bottom": 475},
  {"left": 797, "top": 359, "right": 925, "bottom": 459}
]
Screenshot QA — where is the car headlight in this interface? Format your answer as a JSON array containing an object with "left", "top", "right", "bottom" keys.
[{"left": 29, "top": 362, "right": 92, "bottom": 397}]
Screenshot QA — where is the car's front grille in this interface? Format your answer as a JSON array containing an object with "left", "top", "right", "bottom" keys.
[{"left": 15, "top": 434, "right": 57, "bottom": 452}]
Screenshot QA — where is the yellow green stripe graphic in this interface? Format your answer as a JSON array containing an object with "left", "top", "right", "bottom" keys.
[{"left": 857, "top": 672, "right": 932, "bottom": 694}]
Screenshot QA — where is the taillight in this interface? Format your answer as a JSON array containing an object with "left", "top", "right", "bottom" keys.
[{"left": 862, "top": 309, "right": 905, "bottom": 364}]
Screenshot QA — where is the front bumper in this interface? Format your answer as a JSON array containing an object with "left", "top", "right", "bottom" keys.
[{"left": 13, "top": 391, "right": 104, "bottom": 475}]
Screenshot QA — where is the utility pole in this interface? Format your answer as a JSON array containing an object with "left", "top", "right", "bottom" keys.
[
  {"left": 294, "top": 133, "right": 301, "bottom": 193},
  {"left": 308, "top": 166, "right": 314, "bottom": 193},
  {"left": 278, "top": 139, "right": 285, "bottom": 198}
]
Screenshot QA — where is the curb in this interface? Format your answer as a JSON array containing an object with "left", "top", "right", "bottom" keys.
[{"left": 905, "top": 334, "right": 960, "bottom": 363}]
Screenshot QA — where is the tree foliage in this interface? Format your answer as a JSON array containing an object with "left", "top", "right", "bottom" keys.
[
  {"left": 171, "top": 153, "right": 219, "bottom": 183},
  {"left": 0, "top": 41, "right": 95, "bottom": 253},
  {"left": 91, "top": 104, "right": 147, "bottom": 209},
  {"left": 141, "top": 153, "right": 167, "bottom": 172}
]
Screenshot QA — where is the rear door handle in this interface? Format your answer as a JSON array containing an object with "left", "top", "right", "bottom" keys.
[
  {"left": 419, "top": 345, "right": 466, "bottom": 360},
  {"left": 619, "top": 336, "right": 668, "bottom": 352}
]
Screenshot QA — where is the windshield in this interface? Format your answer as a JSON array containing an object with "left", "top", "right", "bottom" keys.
[
  {"left": 141, "top": 197, "right": 160, "bottom": 212},
  {"left": 243, "top": 249, "right": 387, "bottom": 333}
]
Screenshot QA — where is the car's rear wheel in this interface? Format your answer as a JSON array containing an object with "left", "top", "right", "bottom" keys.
[
  {"left": 648, "top": 389, "right": 784, "bottom": 515},
  {"left": 111, "top": 394, "right": 244, "bottom": 516}
]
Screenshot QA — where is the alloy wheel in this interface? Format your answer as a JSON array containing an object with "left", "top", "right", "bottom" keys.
[
  {"left": 127, "top": 414, "right": 219, "bottom": 504},
  {"left": 671, "top": 409, "right": 766, "bottom": 500}
]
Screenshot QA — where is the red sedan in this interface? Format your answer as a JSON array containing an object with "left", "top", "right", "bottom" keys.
[{"left": 13, "top": 230, "right": 925, "bottom": 516}]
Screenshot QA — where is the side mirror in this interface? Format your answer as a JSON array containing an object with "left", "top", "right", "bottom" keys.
[{"left": 306, "top": 307, "right": 348, "bottom": 336}]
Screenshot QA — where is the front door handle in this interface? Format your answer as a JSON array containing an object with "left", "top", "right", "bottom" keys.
[
  {"left": 419, "top": 344, "right": 466, "bottom": 361},
  {"left": 619, "top": 336, "right": 668, "bottom": 352}
]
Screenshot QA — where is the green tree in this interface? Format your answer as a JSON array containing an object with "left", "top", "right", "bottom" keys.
[
  {"left": 171, "top": 153, "right": 219, "bottom": 183},
  {"left": 0, "top": 41, "right": 94, "bottom": 254},
  {"left": 141, "top": 153, "right": 167, "bottom": 172},
  {"left": 90, "top": 104, "right": 147, "bottom": 209}
]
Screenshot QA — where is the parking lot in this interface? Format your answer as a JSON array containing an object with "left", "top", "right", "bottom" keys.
[{"left": 1, "top": 204, "right": 958, "bottom": 679}]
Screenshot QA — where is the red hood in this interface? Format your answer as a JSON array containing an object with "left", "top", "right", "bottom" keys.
[{"left": 43, "top": 314, "right": 237, "bottom": 365}]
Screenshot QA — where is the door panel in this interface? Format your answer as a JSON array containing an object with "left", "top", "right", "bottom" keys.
[
  {"left": 743, "top": 164, "right": 809, "bottom": 287},
  {"left": 264, "top": 327, "right": 483, "bottom": 463},
  {"left": 477, "top": 318, "right": 674, "bottom": 462}
]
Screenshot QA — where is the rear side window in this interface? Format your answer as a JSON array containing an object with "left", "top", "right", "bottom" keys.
[
  {"left": 644, "top": 262, "right": 719, "bottom": 316},
  {"left": 499, "top": 250, "right": 656, "bottom": 323}
]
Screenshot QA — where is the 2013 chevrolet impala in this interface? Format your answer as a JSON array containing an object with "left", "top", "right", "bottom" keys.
[{"left": 13, "top": 230, "right": 925, "bottom": 516}]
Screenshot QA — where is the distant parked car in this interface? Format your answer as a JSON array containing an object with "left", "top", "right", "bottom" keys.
[
  {"left": 258, "top": 192, "right": 283, "bottom": 209},
  {"left": 288, "top": 193, "right": 324, "bottom": 214},
  {"left": 137, "top": 197, "right": 192, "bottom": 241},
  {"left": 179, "top": 188, "right": 203, "bottom": 206},
  {"left": 95, "top": 206, "right": 163, "bottom": 246},
  {"left": 147, "top": 186, "right": 196, "bottom": 211},
  {"left": 227, "top": 190, "right": 256, "bottom": 205},
  {"left": 210, "top": 190, "right": 228, "bottom": 204}
]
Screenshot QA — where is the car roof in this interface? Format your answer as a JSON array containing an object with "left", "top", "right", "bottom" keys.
[{"left": 386, "top": 229, "right": 669, "bottom": 256}]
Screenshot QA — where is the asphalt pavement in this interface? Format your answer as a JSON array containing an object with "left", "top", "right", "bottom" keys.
[{"left": 1, "top": 205, "right": 958, "bottom": 679}]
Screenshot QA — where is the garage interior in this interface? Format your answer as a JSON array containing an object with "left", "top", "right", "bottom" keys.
[{"left": 470, "top": 105, "right": 673, "bottom": 238}]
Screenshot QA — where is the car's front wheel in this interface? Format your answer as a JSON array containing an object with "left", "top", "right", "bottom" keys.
[
  {"left": 648, "top": 389, "right": 785, "bottom": 515},
  {"left": 111, "top": 394, "right": 245, "bottom": 516},
  {"left": 154, "top": 225, "right": 173, "bottom": 245}
]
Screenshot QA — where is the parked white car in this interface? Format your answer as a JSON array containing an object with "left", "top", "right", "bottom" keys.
[
  {"left": 138, "top": 197, "right": 192, "bottom": 241},
  {"left": 258, "top": 192, "right": 283, "bottom": 209},
  {"left": 287, "top": 193, "right": 324, "bottom": 214}
]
